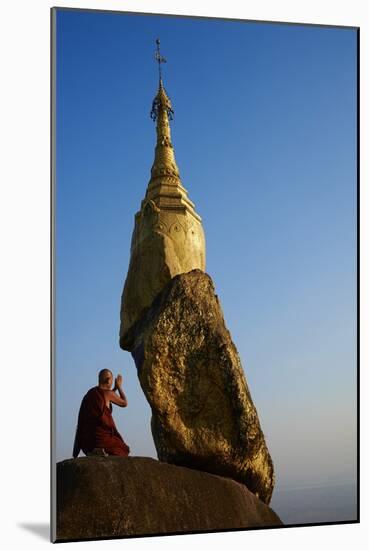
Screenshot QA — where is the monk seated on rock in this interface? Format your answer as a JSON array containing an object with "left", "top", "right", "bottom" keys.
[{"left": 73, "top": 369, "right": 130, "bottom": 458}]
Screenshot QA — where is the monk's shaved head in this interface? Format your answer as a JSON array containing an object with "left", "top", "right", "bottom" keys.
[{"left": 98, "top": 369, "right": 113, "bottom": 385}]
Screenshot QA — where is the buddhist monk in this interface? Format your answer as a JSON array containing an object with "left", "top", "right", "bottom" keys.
[{"left": 72, "top": 369, "right": 130, "bottom": 458}]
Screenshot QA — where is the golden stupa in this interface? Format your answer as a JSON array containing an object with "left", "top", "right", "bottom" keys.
[{"left": 120, "top": 40, "right": 206, "bottom": 349}]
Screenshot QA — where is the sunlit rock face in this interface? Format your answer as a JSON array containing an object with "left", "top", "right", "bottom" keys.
[
  {"left": 119, "top": 80, "right": 205, "bottom": 349},
  {"left": 128, "top": 269, "right": 275, "bottom": 505},
  {"left": 56, "top": 456, "right": 282, "bottom": 541}
]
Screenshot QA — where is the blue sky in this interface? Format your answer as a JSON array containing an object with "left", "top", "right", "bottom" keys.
[{"left": 55, "top": 8, "right": 357, "bottom": 500}]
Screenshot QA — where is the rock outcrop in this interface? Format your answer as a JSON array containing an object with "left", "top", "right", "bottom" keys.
[
  {"left": 126, "top": 269, "right": 275, "bottom": 505},
  {"left": 56, "top": 456, "right": 282, "bottom": 541}
]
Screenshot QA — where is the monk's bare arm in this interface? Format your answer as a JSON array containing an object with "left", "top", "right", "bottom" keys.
[
  {"left": 108, "top": 385, "right": 128, "bottom": 407},
  {"left": 116, "top": 384, "right": 128, "bottom": 407}
]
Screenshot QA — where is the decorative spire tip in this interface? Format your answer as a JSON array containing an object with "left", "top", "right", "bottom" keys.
[{"left": 150, "top": 39, "right": 174, "bottom": 122}]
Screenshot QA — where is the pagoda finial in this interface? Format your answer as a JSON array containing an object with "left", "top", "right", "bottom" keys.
[
  {"left": 155, "top": 38, "right": 166, "bottom": 84},
  {"left": 149, "top": 39, "right": 180, "bottom": 184},
  {"left": 150, "top": 39, "right": 174, "bottom": 122}
]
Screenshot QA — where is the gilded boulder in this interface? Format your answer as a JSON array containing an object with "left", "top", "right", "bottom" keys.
[{"left": 129, "top": 269, "right": 275, "bottom": 504}]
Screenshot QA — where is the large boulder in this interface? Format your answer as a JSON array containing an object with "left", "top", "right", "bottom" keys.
[
  {"left": 128, "top": 269, "right": 275, "bottom": 504},
  {"left": 56, "top": 456, "right": 282, "bottom": 541}
]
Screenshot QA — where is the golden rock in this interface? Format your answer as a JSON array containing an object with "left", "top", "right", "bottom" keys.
[{"left": 129, "top": 270, "right": 275, "bottom": 505}]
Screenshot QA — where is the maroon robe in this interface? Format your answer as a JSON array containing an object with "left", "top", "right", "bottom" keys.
[{"left": 73, "top": 386, "right": 130, "bottom": 458}]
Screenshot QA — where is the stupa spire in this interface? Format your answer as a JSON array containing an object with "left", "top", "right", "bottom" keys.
[
  {"left": 149, "top": 39, "right": 180, "bottom": 186},
  {"left": 119, "top": 40, "right": 206, "bottom": 348}
]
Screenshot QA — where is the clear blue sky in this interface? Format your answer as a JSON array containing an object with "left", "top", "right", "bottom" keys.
[{"left": 55, "top": 8, "right": 357, "bottom": 501}]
